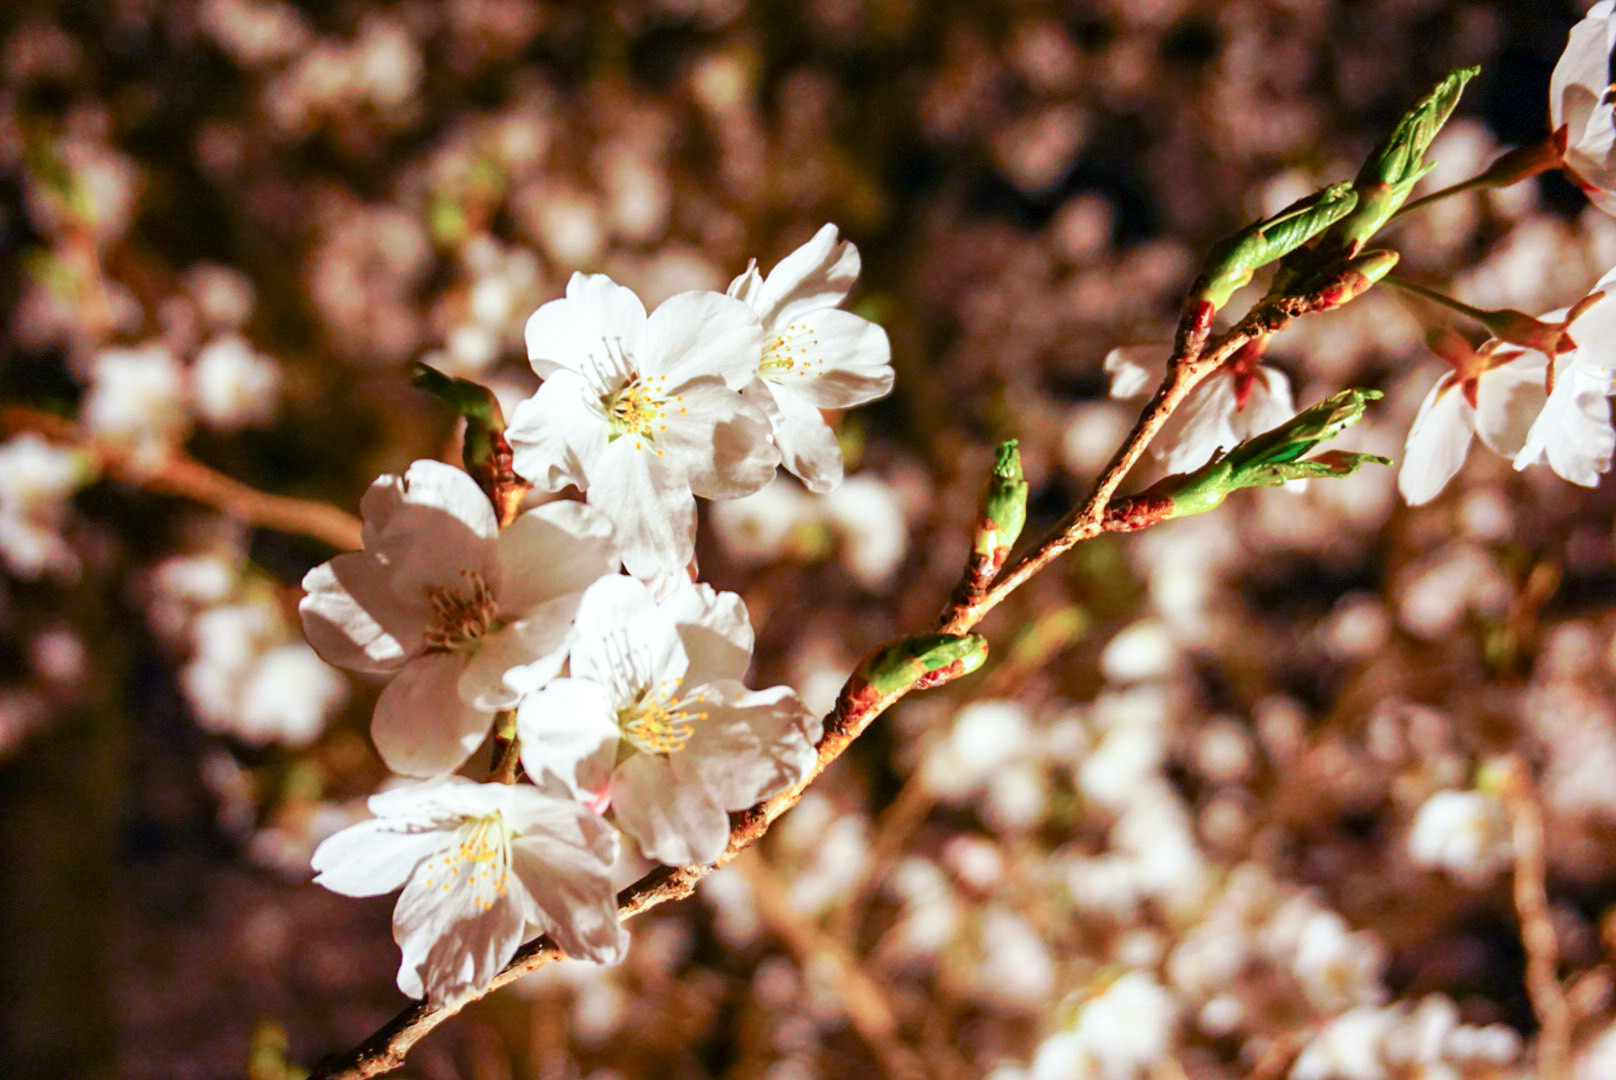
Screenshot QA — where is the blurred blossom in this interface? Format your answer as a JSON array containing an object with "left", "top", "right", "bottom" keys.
[
  {"left": 191, "top": 335, "right": 282, "bottom": 431},
  {"left": 234, "top": 643, "right": 348, "bottom": 748},
  {"left": 29, "top": 625, "right": 87, "bottom": 685},
  {"left": 199, "top": 0, "right": 313, "bottom": 68},
  {"left": 183, "top": 264, "right": 256, "bottom": 330},
  {"left": 1099, "top": 620, "right": 1179, "bottom": 683},
  {"left": 820, "top": 475, "right": 908, "bottom": 587},
  {"left": 84, "top": 343, "right": 189, "bottom": 468},
  {"left": 1394, "top": 543, "right": 1511, "bottom": 641},
  {"left": 711, "top": 477, "right": 816, "bottom": 566},
  {"left": 922, "top": 699, "right": 1035, "bottom": 802},
  {"left": 1407, "top": 789, "right": 1512, "bottom": 885},
  {"left": 0, "top": 433, "right": 87, "bottom": 580},
  {"left": 1059, "top": 400, "right": 1133, "bottom": 477},
  {"left": 974, "top": 907, "right": 1055, "bottom": 1010}
]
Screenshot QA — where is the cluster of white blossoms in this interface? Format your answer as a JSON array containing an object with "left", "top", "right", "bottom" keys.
[{"left": 302, "top": 225, "right": 893, "bottom": 1004}]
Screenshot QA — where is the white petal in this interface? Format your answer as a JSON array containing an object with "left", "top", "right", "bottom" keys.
[
  {"left": 515, "top": 678, "right": 621, "bottom": 796},
  {"left": 569, "top": 574, "right": 689, "bottom": 690},
  {"left": 509, "top": 836, "right": 627, "bottom": 963},
  {"left": 525, "top": 273, "right": 648, "bottom": 379},
  {"left": 1231, "top": 367, "right": 1296, "bottom": 439},
  {"left": 457, "top": 596, "right": 578, "bottom": 710},
  {"left": 765, "top": 307, "right": 893, "bottom": 410},
  {"left": 1553, "top": 5, "right": 1616, "bottom": 161},
  {"left": 1105, "top": 346, "right": 1163, "bottom": 401},
  {"left": 495, "top": 500, "right": 619, "bottom": 613},
  {"left": 755, "top": 224, "right": 862, "bottom": 328},
  {"left": 662, "top": 580, "right": 754, "bottom": 684},
  {"left": 1158, "top": 376, "right": 1240, "bottom": 474},
  {"left": 372, "top": 652, "right": 492, "bottom": 777},
  {"left": 507, "top": 372, "right": 605, "bottom": 493},
  {"left": 393, "top": 848, "right": 528, "bottom": 1004},
  {"left": 311, "top": 817, "right": 446, "bottom": 897},
  {"left": 725, "top": 261, "right": 764, "bottom": 307},
  {"left": 642, "top": 290, "right": 766, "bottom": 390},
  {"left": 1516, "top": 366, "right": 1616, "bottom": 486},
  {"left": 363, "top": 460, "right": 497, "bottom": 542},
  {"left": 679, "top": 683, "right": 820, "bottom": 809},
  {"left": 360, "top": 463, "right": 501, "bottom": 603},
  {"left": 1398, "top": 376, "right": 1475, "bottom": 505},
  {"left": 299, "top": 553, "right": 419, "bottom": 675},
  {"left": 756, "top": 384, "right": 843, "bottom": 493},
  {"left": 660, "top": 380, "right": 780, "bottom": 500},
  {"left": 612, "top": 752, "right": 731, "bottom": 866},
  {"left": 586, "top": 443, "right": 698, "bottom": 580},
  {"left": 1474, "top": 355, "right": 1549, "bottom": 457}
]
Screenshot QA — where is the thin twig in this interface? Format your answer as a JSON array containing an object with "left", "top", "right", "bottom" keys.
[
  {"left": 1498, "top": 754, "right": 1573, "bottom": 1080},
  {"left": 1, "top": 407, "right": 363, "bottom": 551}
]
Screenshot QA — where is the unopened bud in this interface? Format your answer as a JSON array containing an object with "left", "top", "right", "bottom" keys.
[
  {"left": 1195, "top": 182, "right": 1360, "bottom": 310},
  {"left": 857, "top": 633, "right": 990, "bottom": 695},
  {"left": 972, "top": 440, "right": 1029, "bottom": 569},
  {"left": 1314, "top": 249, "right": 1400, "bottom": 310}
]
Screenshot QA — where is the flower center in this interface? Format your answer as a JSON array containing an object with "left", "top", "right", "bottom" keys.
[
  {"left": 420, "top": 813, "right": 512, "bottom": 912},
  {"left": 761, "top": 322, "right": 825, "bottom": 381},
  {"left": 618, "top": 678, "right": 708, "bottom": 756},
  {"left": 422, "top": 569, "right": 498, "bottom": 652},
  {"left": 602, "top": 375, "right": 676, "bottom": 455}
]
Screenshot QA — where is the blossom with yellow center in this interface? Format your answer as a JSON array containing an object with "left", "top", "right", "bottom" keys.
[
  {"left": 517, "top": 574, "right": 821, "bottom": 867},
  {"left": 728, "top": 224, "right": 894, "bottom": 493},
  {"left": 511, "top": 272, "right": 780, "bottom": 580},
  {"left": 312, "top": 777, "right": 625, "bottom": 1005}
]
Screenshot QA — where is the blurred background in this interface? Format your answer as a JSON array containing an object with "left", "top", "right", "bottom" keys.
[{"left": 4, "top": 1, "right": 1616, "bottom": 1078}]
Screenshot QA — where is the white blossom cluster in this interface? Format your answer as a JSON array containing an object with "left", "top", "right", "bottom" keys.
[{"left": 303, "top": 224, "right": 895, "bottom": 1004}]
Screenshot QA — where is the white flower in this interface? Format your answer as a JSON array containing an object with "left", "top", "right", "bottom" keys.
[
  {"left": 1552, "top": 1, "right": 1616, "bottom": 216},
  {"left": 1106, "top": 342, "right": 1295, "bottom": 474},
  {"left": 0, "top": 433, "right": 87, "bottom": 580},
  {"left": 1514, "top": 275, "right": 1616, "bottom": 485},
  {"left": 83, "top": 344, "right": 190, "bottom": 468},
  {"left": 1397, "top": 329, "right": 1547, "bottom": 505},
  {"left": 727, "top": 225, "right": 894, "bottom": 493},
  {"left": 1071, "top": 971, "right": 1179, "bottom": 1080},
  {"left": 1408, "top": 789, "right": 1511, "bottom": 885},
  {"left": 311, "top": 777, "right": 625, "bottom": 1005},
  {"left": 191, "top": 334, "right": 282, "bottom": 431},
  {"left": 510, "top": 273, "right": 779, "bottom": 580},
  {"left": 516, "top": 574, "right": 821, "bottom": 866},
  {"left": 300, "top": 460, "right": 619, "bottom": 777},
  {"left": 235, "top": 643, "right": 349, "bottom": 747}
]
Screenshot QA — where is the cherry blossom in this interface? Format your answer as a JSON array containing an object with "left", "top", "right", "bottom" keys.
[
  {"left": 1106, "top": 340, "right": 1296, "bottom": 474},
  {"left": 1514, "top": 277, "right": 1616, "bottom": 486},
  {"left": 1398, "top": 329, "right": 1546, "bottom": 505},
  {"left": 510, "top": 273, "right": 779, "bottom": 580},
  {"left": 516, "top": 574, "right": 820, "bottom": 867},
  {"left": 1551, "top": 0, "right": 1616, "bottom": 215},
  {"left": 311, "top": 777, "right": 625, "bottom": 1005},
  {"left": 727, "top": 224, "right": 894, "bottom": 492},
  {"left": 300, "top": 460, "right": 619, "bottom": 777}
]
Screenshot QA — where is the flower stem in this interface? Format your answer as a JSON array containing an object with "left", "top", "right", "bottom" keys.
[
  {"left": 487, "top": 710, "right": 521, "bottom": 784},
  {"left": 1380, "top": 272, "right": 1492, "bottom": 324}
]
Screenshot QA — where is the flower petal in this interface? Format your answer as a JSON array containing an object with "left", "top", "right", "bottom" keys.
[
  {"left": 657, "top": 380, "right": 779, "bottom": 500},
  {"left": 510, "top": 836, "right": 627, "bottom": 964},
  {"left": 663, "top": 580, "right": 754, "bottom": 684},
  {"left": 525, "top": 273, "right": 648, "bottom": 380},
  {"left": 1474, "top": 354, "right": 1548, "bottom": 456},
  {"left": 569, "top": 574, "right": 689, "bottom": 691},
  {"left": 754, "top": 224, "right": 862, "bottom": 329},
  {"left": 754, "top": 384, "right": 843, "bottom": 493},
  {"left": 1157, "top": 375, "right": 1240, "bottom": 474},
  {"left": 515, "top": 678, "right": 621, "bottom": 796},
  {"left": 1399, "top": 375, "right": 1474, "bottom": 505},
  {"left": 393, "top": 848, "right": 528, "bottom": 1004},
  {"left": 458, "top": 595, "right": 579, "bottom": 710},
  {"left": 586, "top": 443, "right": 698, "bottom": 581},
  {"left": 1105, "top": 346, "right": 1163, "bottom": 401},
  {"left": 1515, "top": 364, "right": 1616, "bottom": 486},
  {"left": 765, "top": 307, "right": 893, "bottom": 410},
  {"left": 642, "top": 290, "right": 765, "bottom": 390},
  {"left": 311, "top": 817, "right": 447, "bottom": 897},
  {"left": 299, "top": 553, "right": 420, "bottom": 675},
  {"left": 496, "top": 499, "right": 619, "bottom": 613},
  {"left": 373, "top": 652, "right": 492, "bottom": 777},
  {"left": 678, "top": 682, "right": 820, "bottom": 809},
  {"left": 507, "top": 371, "right": 604, "bottom": 493},
  {"left": 611, "top": 752, "right": 731, "bottom": 866}
]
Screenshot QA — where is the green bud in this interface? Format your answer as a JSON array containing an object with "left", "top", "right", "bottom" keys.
[
  {"left": 1197, "top": 182, "right": 1360, "bottom": 309},
  {"left": 1144, "top": 388, "right": 1389, "bottom": 518},
  {"left": 1334, "top": 66, "right": 1479, "bottom": 247},
  {"left": 859, "top": 633, "right": 990, "bottom": 695},
  {"left": 973, "top": 440, "right": 1029, "bottom": 563},
  {"left": 413, "top": 362, "right": 526, "bottom": 520}
]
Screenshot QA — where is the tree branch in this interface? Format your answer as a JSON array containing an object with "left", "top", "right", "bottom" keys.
[{"left": 1, "top": 407, "right": 363, "bottom": 551}]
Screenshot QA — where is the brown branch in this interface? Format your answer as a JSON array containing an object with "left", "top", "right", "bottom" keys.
[
  {"left": 310, "top": 261, "right": 1384, "bottom": 1080},
  {"left": 1497, "top": 754, "right": 1573, "bottom": 1080},
  {"left": 1, "top": 407, "right": 363, "bottom": 551}
]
